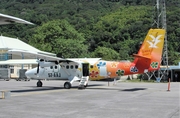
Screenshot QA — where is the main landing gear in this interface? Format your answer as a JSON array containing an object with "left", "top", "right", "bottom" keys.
[
  {"left": 64, "top": 82, "right": 71, "bottom": 89},
  {"left": 37, "top": 80, "right": 43, "bottom": 87},
  {"left": 63, "top": 82, "right": 88, "bottom": 89}
]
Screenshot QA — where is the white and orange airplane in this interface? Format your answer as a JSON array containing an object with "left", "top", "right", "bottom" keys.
[{"left": 7, "top": 28, "right": 165, "bottom": 89}]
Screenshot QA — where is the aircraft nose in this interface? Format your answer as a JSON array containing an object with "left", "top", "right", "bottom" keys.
[{"left": 25, "top": 69, "right": 35, "bottom": 78}]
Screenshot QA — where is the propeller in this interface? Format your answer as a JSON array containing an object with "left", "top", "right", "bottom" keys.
[
  {"left": 37, "top": 63, "right": 39, "bottom": 74},
  {"left": 36, "top": 59, "right": 44, "bottom": 75}
]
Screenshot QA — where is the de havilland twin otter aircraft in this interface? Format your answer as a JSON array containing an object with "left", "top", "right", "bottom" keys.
[{"left": 7, "top": 28, "right": 166, "bottom": 89}]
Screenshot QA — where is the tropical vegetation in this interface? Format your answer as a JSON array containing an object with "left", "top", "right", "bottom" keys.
[{"left": 0, "top": 0, "right": 179, "bottom": 64}]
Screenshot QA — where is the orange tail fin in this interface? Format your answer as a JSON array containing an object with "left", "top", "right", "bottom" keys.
[{"left": 133, "top": 29, "right": 166, "bottom": 73}]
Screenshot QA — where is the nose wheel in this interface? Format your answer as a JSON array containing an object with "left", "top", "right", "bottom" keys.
[{"left": 37, "top": 80, "right": 43, "bottom": 87}]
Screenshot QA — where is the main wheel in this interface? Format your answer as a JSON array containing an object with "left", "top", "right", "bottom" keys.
[
  {"left": 64, "top": 82, "right": 71, "bottom": 89},
  {"left": 37, "top": 80, "right": 43, "bottom": 87}
]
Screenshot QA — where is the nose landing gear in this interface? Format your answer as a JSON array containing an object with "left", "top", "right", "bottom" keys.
[{"left": 37, "top": 80, "right": 43, "bottom": 87}]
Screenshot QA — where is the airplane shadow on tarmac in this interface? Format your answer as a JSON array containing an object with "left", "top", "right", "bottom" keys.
[
  {"left": 10, "top": 84, "right": 105, "bottom": 93},
  {"left": 11, "top": 86, "right": 64, "bottom": 93},
  {"left": 10, "top": 84, "right": 147, "bottom": 93},
  {"left": 86, "top": 86, "right": 147, "bottom": 92},
  {"left": 121, "top": 88, "right": 147, "bottom": 92}
]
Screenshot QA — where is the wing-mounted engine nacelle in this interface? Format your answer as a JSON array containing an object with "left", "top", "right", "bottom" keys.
[{"left": 37, "top": 59, "right": 59, "bottom": 67}]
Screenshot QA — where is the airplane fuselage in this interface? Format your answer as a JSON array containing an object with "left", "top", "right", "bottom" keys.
[
  {"left": 25, "top": 59, "right": 158, "bottom": 81},
  {"left": 26, "top": 59, "right": 126, "bottom": 80}
]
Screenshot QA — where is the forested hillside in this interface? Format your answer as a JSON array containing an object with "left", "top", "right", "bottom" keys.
[{"left": 0, "top": 0, "right": 179, "bottom": 64}]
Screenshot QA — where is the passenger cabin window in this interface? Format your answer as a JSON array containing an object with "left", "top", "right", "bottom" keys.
[
  {"left": 75, "top": 65, "right": 78, "bottom": 69},
  {"left": 70, "top": 65, "right": 73, "bottom": 69},
  {"left": 66, "top": 65, "right": 69, "bottom": 69},
  {"left": 50, "top": 66, "right": 53, "bottom": 69}
]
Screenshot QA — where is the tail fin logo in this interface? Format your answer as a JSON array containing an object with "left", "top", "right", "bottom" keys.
[{"left": 147, "top": 35, "right": 162, "bottom": 48}]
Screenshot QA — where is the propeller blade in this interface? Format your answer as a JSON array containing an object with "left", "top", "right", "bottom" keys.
[{"left": 37, "top": 63, "right": 39, "bottom": 74}]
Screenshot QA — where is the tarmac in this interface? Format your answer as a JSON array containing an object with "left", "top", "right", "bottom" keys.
[{"left": 0, "top": 79, "right": 179, "bottom": 118}]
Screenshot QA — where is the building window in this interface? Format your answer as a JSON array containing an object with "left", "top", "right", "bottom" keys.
[
  {"left": 0, "top": 53, "right": 12, "bottom": 61},
  {"left": 0, "top": 65, "right": 8, "bottom": 68},
  {"left": 10, "top": 66, "right": 14, "bottom": 74}
]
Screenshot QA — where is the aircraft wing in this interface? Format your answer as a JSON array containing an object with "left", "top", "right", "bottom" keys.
[
  {"left": 7, "top": 49, "right": 76, "bottom": 63},
  {"left": 0, "top": 13, "right": 34, "bottom": 25}
]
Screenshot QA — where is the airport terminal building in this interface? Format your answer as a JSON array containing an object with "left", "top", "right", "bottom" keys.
[{"left": 0, "top": 35, "right": 56, "bottom": 80}]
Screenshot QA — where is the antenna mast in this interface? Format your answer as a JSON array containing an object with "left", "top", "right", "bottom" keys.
[{"left": 146, "top": 0, "right": 168, "bottom": 81}]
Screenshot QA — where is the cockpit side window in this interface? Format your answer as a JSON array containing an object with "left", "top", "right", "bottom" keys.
[{"left": 50, "top": 66, "right": 53, "bottom": 69}]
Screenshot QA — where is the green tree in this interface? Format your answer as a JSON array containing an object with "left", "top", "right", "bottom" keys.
[
  {"left": 0, "top": 0, "right": 179, "bottom": 64},
  {"left": 168, "top": 51, "right": 180, "bottom": 65},
  {"left": 91, "top": 46, "right": 120, "bottom": 60},
  {"left": 29, "top": 20, "right": 88, "bottom": 58}
]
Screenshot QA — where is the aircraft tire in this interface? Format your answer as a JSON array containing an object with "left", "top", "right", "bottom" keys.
[
  {"left": 37, "top": 80, "right": 43, "bottom": 87},
  {"left": 64, "top": 82, "right": 71, "bottom": 89}
]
